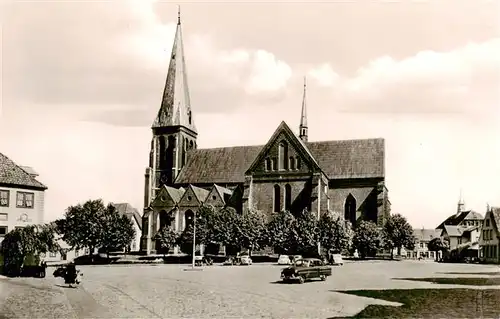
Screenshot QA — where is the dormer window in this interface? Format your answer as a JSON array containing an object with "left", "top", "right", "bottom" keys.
[{"left": 188, "top": 111, "right": 192, "bottom": 125}]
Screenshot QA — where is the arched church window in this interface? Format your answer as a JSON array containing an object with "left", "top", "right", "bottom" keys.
[
  {"left": 189, "top": 140, "right": 194, "bottom": 149},
  {"left": 296, "top": 157, "right": 301, "bottom": 170},
  {"left": 285, "top": 184, "right": 292, "bottom": 211},
  {"left": 344, "top": 194, "right": 356, "bottom": 226},
  {"left": 289, "top": 157, "right": 295, "bottom": 170},
  {"left": 278, "top": 142, "right": 288, "bottom": 170},
  {"left": 185, "top": 210, "right": 194, "bottom": 228},
  {"left": 265, "top": 158, "right": 271, "bottom": 171},
  {"left": 273, "top": 185, "right": 281, "bottom": 212},
  {"left": 271, "top": 158, "right": 277, "bottom": 171}
]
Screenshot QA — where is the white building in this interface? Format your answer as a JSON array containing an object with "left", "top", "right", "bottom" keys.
[{"left": 0, "top": 153, "right": 47, "bottom": 244}]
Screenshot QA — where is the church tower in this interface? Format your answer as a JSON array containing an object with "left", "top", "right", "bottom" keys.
[
  {"left": 299, "top": 77, "right": 308, "bottom": 142},
  {"left": 144, "top": 10, "right": 197, "bottom": 206}
]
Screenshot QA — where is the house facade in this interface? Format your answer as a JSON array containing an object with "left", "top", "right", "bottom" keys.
[
  {"left": 479, "top": 207, "right": 500, "bottom": 264},
  {"left": 402, "top": 228, "right": 442, "bottom": 259},
  {"left": 0, "top": 153, "right": 47, "bottom": 244},
  {"left": 140, "top": 13, "right": 391, "bottom": 255}
]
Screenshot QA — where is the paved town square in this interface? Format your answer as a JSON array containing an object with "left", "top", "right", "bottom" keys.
[{"left": 1, "top": 260, "right": 500, "bottom": 318}]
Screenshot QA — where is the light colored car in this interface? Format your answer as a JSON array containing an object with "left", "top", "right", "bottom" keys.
[
  {"left": 277, "top": 255, "right": 291, "bottom": 265},
  {"left": 240, "top": 255, "right": 252, "bottom": 265},
  {"left": 291, "top": 255, "right": 303, "bottom": 263},
  {"left": 331, "top": 254, "right": 344, "bottom": 266}
]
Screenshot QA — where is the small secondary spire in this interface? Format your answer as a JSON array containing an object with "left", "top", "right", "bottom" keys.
[{"left": 299, "top": 76, "right": 308, "bottom": 142}]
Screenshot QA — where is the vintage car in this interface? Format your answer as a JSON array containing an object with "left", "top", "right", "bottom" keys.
[
  {"left": 280, "top": 258, "right": 332, "bottom": 283},
  {"left": 240, "top": 255, "right": 252, "bottom": 265},
  {"left": 277, "top": 255, "right": 291, "bottom": 265}
]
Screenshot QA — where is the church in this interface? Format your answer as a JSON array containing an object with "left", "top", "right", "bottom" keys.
[{"left": 140, "top": 13, "right": 391, "bottom": 255}]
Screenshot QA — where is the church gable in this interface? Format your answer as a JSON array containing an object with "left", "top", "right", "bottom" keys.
[
  {"left": 205, "top": 184, "right": 233, "bottom": 208},
  {"left": 246, "top": 121, "right": 321, "bottom": 176},
  {"left": 178, "top": 184, "right": 209, "bottom": 208},
  {"left": 151, "top": 185, "right": 184, "bottom": 209}
]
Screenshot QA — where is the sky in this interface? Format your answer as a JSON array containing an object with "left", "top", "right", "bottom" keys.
[{"left": 0, "top": 0, "right": 499, "bottom": 228}]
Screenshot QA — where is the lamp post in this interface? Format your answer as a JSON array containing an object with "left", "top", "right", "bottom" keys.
[{"left": 191, "top": 210, "right": 196, "bottom": 269}]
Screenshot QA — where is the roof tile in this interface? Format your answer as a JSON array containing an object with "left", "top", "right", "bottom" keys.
[
  {"left": 174, "top": 137, "right": 385, "bottom": 184},
  {"left": 0, "top": 152, "right": 47, "bottom": 189}
]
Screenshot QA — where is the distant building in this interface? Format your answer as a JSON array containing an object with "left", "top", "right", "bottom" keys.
[
  {"left": 110, "top": 203, "right": 142, "bottom": 252},
  {"left": 0, "top": 153, "right": 47, "bottom": 244},
  {"left": 433, "top": 196, "right": 483, "bottom": 259},
  {"left": 42, "top": 238, "right": 85, "bottom": 264},
  {"left": 440, "top": 225, "right": 480, "bottom": 252},
  {"left": 436, "top": 196, "right": 484, "bottom": 230},
  {"left": 140, "top": 11, "right": 391, "bottom": 255},
  {"left": 403, "top": 228, "right": 442, "bottom": 259},
  {"left": 479, "top": 207, "right": 500, "bottom": 264}
]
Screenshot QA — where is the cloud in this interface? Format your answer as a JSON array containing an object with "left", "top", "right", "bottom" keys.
[
  {"left": 308, "top": 64, "right": 339, "bottom": 87},
  {"left": 2, "top": 0, "right": 292, "bottom": 127},
  {"left": 335, "top": 38, "right": 500, "bottom": 114},
  {"left": 306, "top": 38, "right": 500, "bottom": 116}
]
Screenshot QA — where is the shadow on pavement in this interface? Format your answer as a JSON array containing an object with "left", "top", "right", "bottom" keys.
[
  {"left": 327, "top": 288, "right": 500, "bottom": 318},
  {"left": 394, "top": 277, "right": 500, "bottom": 286}
]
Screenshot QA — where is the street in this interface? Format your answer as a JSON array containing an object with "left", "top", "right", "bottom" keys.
[{"left": 1, "top": 260, "right": 499, "bottom": 318}]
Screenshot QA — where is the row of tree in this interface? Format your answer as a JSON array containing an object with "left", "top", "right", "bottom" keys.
[
  {"left": 54, "top": 199, "right": 136, "bottom": 258},
  {"left": 1, "top": 199, "right": 136, "bottom": 275},
  {"left": 156, "top": 205, "right": 417, "bottom": 259}
]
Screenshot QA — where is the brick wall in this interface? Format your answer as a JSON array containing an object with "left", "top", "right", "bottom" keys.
[{"left": 250, "top": 179, "right": 309, "bottom": 214}]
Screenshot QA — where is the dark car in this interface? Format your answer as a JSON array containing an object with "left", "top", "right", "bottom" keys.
[{"left": 280, "top": 258, "right": 332, "bottom": 283}]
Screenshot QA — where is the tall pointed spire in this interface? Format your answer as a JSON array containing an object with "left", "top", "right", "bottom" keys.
[
  {"left": 152, "top": 9, "right": 197, "bottom": 134},
  {"left": 456, "top": 188, "right": 465, "bottom": 216},
  {"left": 299, "top": 76, "right": 308, "bottom": 142}
]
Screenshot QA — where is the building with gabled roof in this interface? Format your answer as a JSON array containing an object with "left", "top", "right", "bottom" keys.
[
  {"left": 0, "top": 152, "right": 48, "bottom": 243},
  {"left": 479, "top": 207, "right": 500, "bottom": 264},
  {"left": 140, "top": 12, "right": 391, "bottom": 254}
]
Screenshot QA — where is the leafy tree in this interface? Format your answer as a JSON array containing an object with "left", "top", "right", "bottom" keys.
[
  {"left": 211, "top": 207, "right": 240, "bottom": 248},
  {"left": 154, "top": 226, "right": 178, "bottom": 257},
  {"left": 291, "top": 209, "right": 320, "bottom": 257},
  {"left": 427, "top": 237, "right": 450, "bottom": 261},
  {"left": 100, "top": 204, "right": 136, "bottom": 257},
  {"left": 319, "top": 212, "right": 351, "bottom": 255},
  {"left": 234, "top": 209, "right": 268, "bottom": 255},
  {"left": 176, "top": 206, "right": 218, "bottom": 255},
  {"left": 382, "top": 213, "right": 416, "bottom": 259},
  {"left": 266, "top": 211, "right": 296, "bottom": 254},
  {"left": 55, "top": 199, "right": 107, "bottom": 257},
  {"left": 0, "top": 224, "right": 60, "bottom": 277},
  {"left": 353, "top": 221, "right": 381, "bottom": 259}
]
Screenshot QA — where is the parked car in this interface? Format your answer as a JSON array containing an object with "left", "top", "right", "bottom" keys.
[
  {"left": 330, "top": 254, "right": 344, "bottom": 266},
  {"left": 280, "top": 258, "right": 332, "bottom": 284},
  {"left": 277, "top": 255, "right": 291, "bottom": 265},
  {"left": 240, "top": 255, "right": 252, "bottom": 265},
  {"left": 223, "top": 256, "right": 237, "bottom": 266},
  {"left": 290, "top": 255, "right": 303, "bottom": 263}
]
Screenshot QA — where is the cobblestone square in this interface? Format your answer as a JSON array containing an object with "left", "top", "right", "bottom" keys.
[{"left": 1, "top": 260, "right": 499, "bottom": 318}]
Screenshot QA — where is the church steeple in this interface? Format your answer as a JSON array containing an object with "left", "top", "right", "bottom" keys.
[
  {"left": 299, "top": 77, "right": 308, "bottom": 142},
  {"left": 456, "top": 189, "right": 465, "bottom": 216},
  {"left": 152, "top": 7, "right": 197, "bottom": 134},
  {"left": 145, "top": 10, "right": 198, "bottom": 205}
]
